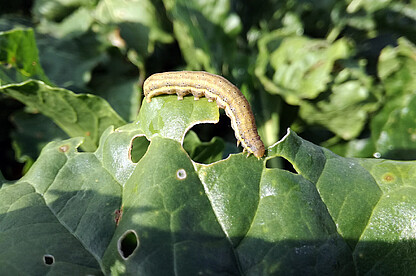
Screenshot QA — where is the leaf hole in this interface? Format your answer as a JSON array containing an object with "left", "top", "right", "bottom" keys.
[
  {"left": 118, "top": 230, "right": 139, "bottom": 260},
  {"left": 184, "top": 113, "right": 239, "bottom": 164},
  {"left": 383, "top": 173, "right": 395, "bottom": 182},
  {"left": 58, "top": 145, "right": 69, "bottom": 153},
  {"left": 130, "top": 135, "right": 150, "bottom": 163},
  {"left": 176, "top": 169, "right": 187, "bottom": 180},
  {"left": 43, "top": 254, "right": 55, "bottom": 266},
  {"left": 266, "top": 156, "right": 297, "bottom": 173}
]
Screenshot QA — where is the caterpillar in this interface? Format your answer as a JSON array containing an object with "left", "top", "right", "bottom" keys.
[{"left": 143, "top": 71, "right": 265, "bottom": 159}]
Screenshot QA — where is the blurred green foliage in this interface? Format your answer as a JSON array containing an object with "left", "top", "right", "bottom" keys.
[{"left": 1, "top": 1, "right": 416, "bottom": 274}]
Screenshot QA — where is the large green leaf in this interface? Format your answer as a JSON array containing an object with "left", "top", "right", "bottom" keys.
[{"left": 1, "top": 95, "right": 416, "bottom": 275}]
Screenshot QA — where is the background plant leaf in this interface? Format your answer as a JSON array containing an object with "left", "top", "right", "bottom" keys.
[
  {"left": 183, "top": 130, "right": 225, "bottom": 164},
  {"left": 162, "top": 0, "right": 242, "bottom": 72},
  {"left": 0, "top": 80, "right": 126, "bottom": 151},
  {"left": 94, "top": 0, "right": 173, "bottom": 54},
  {"left": 0, "top": 28, "right": 50, "bottom": 85},
  {"left": 371, "top": 38, "right": 416, "bottom": 159},
  {"left": 11, "top": 112, "right": 68, "bottom": 173},
  {"left": 255, "top": 32, "right": 350, "bottom": 105}
]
